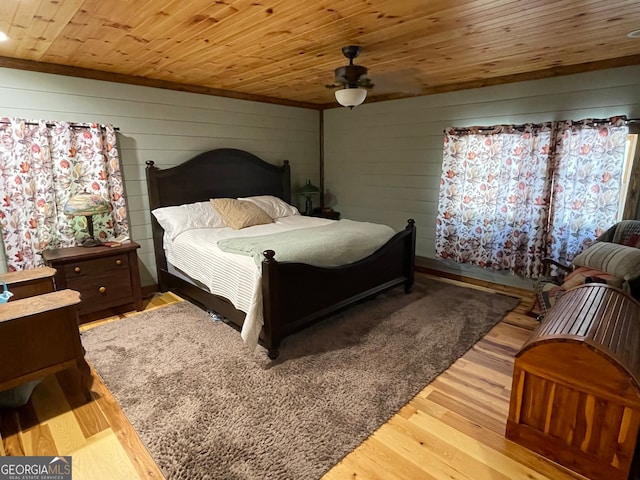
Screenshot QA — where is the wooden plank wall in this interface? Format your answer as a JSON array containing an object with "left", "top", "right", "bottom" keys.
[
  {"left": 2, "top": 65, "right": 640, "bottom": 289},
  {"left": 323, "top": 65, "right": 640, "bottom": 288},
  {"left": 0, "top": 68, "right": 320, "bottom": 284}
]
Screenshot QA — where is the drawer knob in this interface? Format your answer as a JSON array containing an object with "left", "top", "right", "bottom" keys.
[
  {"left": 115, "top": 259, "right": 122, "bottom": 266},
  {"left": 74, "top": 266, "right": 81, "bottom": 273},
  {"left": 99, "top": 286, "right": 106, "bottom": 294}
]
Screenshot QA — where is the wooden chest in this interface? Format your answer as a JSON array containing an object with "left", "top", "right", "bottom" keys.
[{"left": 506, "top": 283, "right": 640, "bottom": 480}]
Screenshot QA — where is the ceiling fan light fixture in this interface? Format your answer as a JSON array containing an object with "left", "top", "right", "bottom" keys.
[{"left": 335, "top": 87, "right": 367, "bottom": 109}]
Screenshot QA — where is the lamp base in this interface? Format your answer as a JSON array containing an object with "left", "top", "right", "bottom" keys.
[
  {"left": 80, "top": 238, "right": 102, "bottom": 248},
  {"left": 304, "top": 197, "right": 313, "bottom": 216},
  {"left": 81, "top": 214, "right": 101, "bottom": 247}
]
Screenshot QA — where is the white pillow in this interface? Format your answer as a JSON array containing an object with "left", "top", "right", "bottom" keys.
[
  {"left": 152, "top": 201, "right": 226, "bottom": 240},
  {"left": 239, "top": 195, "right": 300, "bottom": 218}
]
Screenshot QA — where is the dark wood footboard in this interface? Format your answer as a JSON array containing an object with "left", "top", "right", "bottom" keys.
[{"left": 261, "top": 220, "right": 416, "bottom": 357}]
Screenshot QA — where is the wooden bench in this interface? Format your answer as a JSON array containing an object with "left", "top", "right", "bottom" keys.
[
  {"left": 0, "top": 269, "right": 92, "bottom": 403},
  {"left": 0, "top": 267, "right": 57, "bottom": 300},
  {"left": 506, "top": 283, "right": 640, "bottom": 480}
]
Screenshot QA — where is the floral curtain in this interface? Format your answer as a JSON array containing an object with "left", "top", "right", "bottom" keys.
[
  {"left": 546, "top": 118, "right": 629, "bottom": 266},
  {"left": 436, "top": 124, "right": 553, "bottom": 277},
  {"left": 0, "top": 118, "right": 129, "bottom": 271},
  {"left": 436, "top": 117, "right": 629, "bottom": 278}
]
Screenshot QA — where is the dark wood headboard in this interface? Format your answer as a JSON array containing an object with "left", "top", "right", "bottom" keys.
[
  {"left": 146, "top": 148, "right": 291, "bottom": 208},
  {"left": 145, "top": 148, "right": 291, "bottom": 281}
]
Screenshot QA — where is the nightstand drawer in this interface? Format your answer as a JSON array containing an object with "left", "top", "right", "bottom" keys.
[
  {"left": 63, "top": 254, "right": 130, "bottom": 278},
  {"left": 67, "top": 272, "right": 133, "bottom": 314}
]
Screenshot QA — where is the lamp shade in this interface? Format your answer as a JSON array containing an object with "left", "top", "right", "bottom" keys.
[
  {"left": 64, "top": 192, "right": 110, "bottom": 216},
  {"left": 335, "top": 87, "right": 367, "bottom": 108},
  {"left": 299, "top": 180, "right": 320, "bottom": 196}
]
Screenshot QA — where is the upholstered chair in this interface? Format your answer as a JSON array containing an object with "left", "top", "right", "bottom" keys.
[{"left": 535, "top": 220, "right": 640, "bottom": 319}]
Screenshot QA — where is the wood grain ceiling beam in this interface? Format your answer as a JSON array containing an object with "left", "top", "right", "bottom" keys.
[
  {"left": 1, "top": 53, "right": 640, "bottom": 112},
  {"left": 0, "top": 55, "right": 321, "bottom": 110}
]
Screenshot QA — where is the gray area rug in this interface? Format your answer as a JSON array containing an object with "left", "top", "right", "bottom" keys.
[{"left": 81, "top": 276, "right": 519, "bottom": 480}]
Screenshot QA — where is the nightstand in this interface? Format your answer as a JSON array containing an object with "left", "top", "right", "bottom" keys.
[
  {"left": 310, "top": 208, "right": 341, "bottom": 220},
  {"left": 42, "top": 241, "right": 143, "bottom": 321}
]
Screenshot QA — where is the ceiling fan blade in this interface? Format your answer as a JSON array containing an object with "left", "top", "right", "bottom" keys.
[
  {"left": 358, "top": 77, "right": 374, "bottom": 89},
  {"left": 369, "top": 69, "right": 424, "bottom": 95}
]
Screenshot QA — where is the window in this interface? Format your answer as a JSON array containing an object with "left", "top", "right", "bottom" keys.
[
  {"left": 621, "top": 123, "right": 640, "bottom": 220},
  {"left": 436, "top": 117, "right": 631, "bottom": 278}
]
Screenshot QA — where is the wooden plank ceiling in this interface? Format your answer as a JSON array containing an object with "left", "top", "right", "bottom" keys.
[{"left": 0, "top": 0, "right": 639, "bottom": 109}]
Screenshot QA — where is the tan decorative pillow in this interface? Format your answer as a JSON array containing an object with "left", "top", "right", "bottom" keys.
[
  {"left": 210, "top": 198, "right": 273, "bottom": 230},
  {"left": 573, "top": 242, "right": 640, "bottom": 281}
]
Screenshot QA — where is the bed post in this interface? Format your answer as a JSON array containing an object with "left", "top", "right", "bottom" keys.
[
  {"left": 261, "top": 250, "right": 281, "bottom": 359},
  {"left": 404, "top": 219, "right": 416, "bottom": 293},
  {"left": 281, "top": 160, "right": 291, "bottom": 203},
  {"left": 145, "top": 160, "right": 169, "bottom": 292}
]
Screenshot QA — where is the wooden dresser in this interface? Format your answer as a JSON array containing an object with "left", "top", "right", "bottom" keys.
[
  {"left": 506, "top": 283, "right": 640, "bottom": 480},
  {"left": 42, "top": 241, "right": 143, "bottom": 320}
]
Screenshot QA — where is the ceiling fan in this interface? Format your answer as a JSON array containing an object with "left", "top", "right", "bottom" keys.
[{"left": 326, "top": 45, "right": 374, "bottom": 108}]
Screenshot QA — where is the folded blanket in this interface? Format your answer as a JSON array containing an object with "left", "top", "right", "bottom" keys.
[{"left": 217, "top": 219, "right": 396, "bottom": 267}]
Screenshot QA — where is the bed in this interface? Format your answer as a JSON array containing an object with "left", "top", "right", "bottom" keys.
[{"left": 145, "top": 148, "right": 416, "bottom": 358}]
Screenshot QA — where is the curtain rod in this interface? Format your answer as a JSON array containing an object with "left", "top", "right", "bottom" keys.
[
  {"left": 447, "top": 123, "right": 548, "bottom": 134},
  {"left": 0, "top": 120, "right": 119, "bottom": 131},
  {"left": 448, "top": 117, "right": 638, "bottom": 135}
]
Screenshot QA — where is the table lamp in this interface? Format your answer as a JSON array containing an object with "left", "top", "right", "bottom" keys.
[
  {"left": 64, "top": 192, "right": 110, "bottom": 247},
  {"left": 299, "top": 180, "right": 320, "bottom": 215}
]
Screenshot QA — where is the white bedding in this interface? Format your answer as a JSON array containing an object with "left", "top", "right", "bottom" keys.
[
  {"left": 217, "top": 219, "right": 396, "bottom": 267},
  {"left": 165, "top": 216, "right": 333, "bottom": 350}
]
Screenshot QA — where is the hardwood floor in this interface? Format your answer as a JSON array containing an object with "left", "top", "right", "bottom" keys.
[{"left": 0, "top": 275, "right": 591, "bottom": 480}]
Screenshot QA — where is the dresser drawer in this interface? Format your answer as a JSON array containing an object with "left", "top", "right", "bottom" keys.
[
  {"left": 67, "top": 271, "right": 133, "bottom": 314},
  {"left": 63, "top": 254, "right": 130, "bottom": 278}
]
